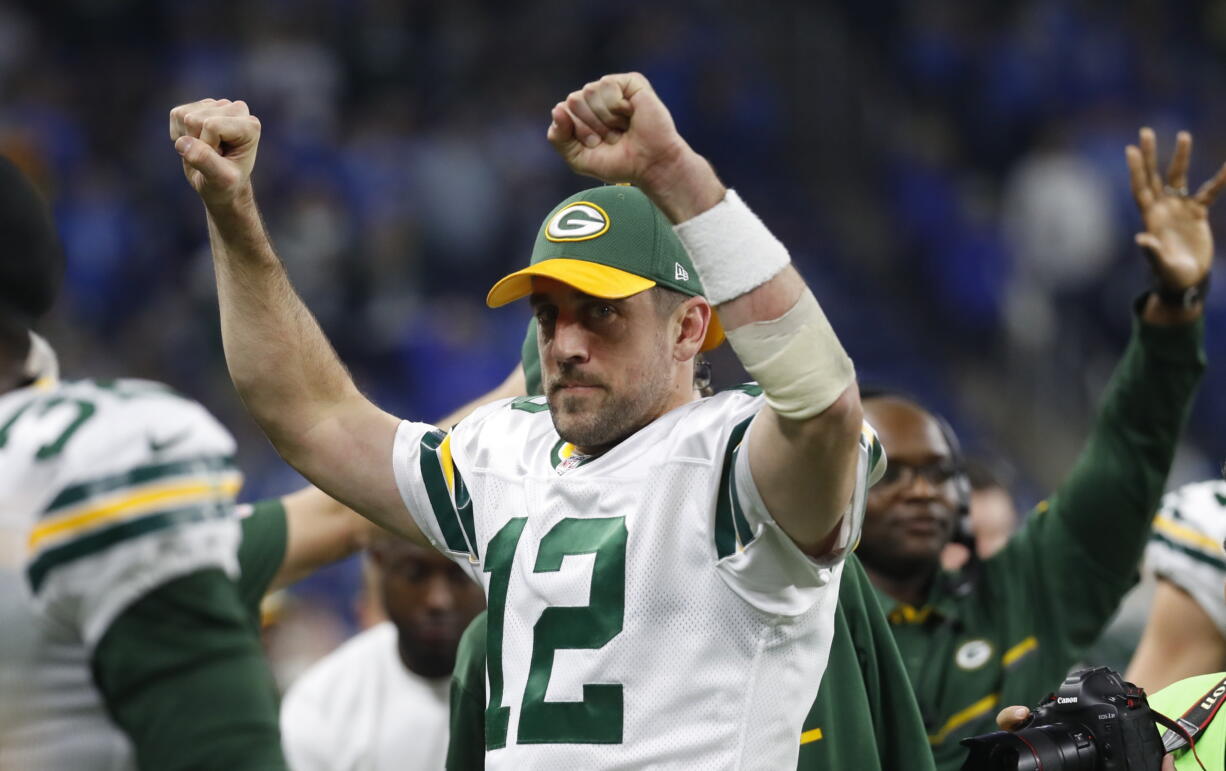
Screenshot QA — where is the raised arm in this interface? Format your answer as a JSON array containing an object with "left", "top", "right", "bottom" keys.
[
  {"left": 1001, "top": 129, "right": 1219, "bottom": 650},
  {"left": 548, "top": 73, "right": 862, "bottom": 554},
  {"left": 169, "top": 99, "right": 419, "bottom": 541}
]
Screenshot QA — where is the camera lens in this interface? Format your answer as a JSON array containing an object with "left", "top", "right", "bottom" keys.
[{"left": 961, "top": 725, "right": 1097, "bottom": 771}]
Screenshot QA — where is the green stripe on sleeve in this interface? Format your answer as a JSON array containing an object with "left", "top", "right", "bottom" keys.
[
  {"left": 27, "top": 503, "right": 231, "bottom": 591},
  {"left": 44, "top": 456, "right": 237, "bottom": 516},
  {"left": 729, "top": 445, "right": 756, "bottom": 548},
  {"left": 452, "top": 465, "right": 480, "bottom": 559},
  {"left": 419, "top": 431, "right": 473, "bottom": 555},
  {"left": 1151, "top": 531, "right": 1226, "bottom": 573},
  {"left": 714, "top": 417, "right": 754, "bottom": 559}
]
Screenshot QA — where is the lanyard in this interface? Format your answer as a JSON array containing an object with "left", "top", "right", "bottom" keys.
[{"left": 1158, "top": 673, "right": 1226, "bottom": 753}]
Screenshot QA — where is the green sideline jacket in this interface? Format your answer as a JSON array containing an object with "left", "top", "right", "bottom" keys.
[
  {"left": 91, "top": 498, "right": 289, "bottom": 770},
  {"left": 881, "top": 313, "right": 1204, "bottom": 770}
]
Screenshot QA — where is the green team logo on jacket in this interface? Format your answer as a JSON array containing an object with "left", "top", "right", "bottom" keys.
[
  {"left": 545, "top": 202, "right": 610, "bottom": 242},
  {"left": 955, "top": 639, "right": 993, "bottom": 671}
]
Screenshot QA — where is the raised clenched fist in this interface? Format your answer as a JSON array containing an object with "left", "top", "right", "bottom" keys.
[
  {"left": 169, "top": 98, "right": 262, "bottom": 209},
  {"left": 547, "top": 72, "right": 690, "bottom": 188}
]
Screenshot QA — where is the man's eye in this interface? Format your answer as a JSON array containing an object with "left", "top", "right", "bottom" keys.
[
  {"left": 590, "top": 304, "right": 615, "bottom": 319},
  {"left": 535, "top": 307, "right": 557, "bottom": 325}
]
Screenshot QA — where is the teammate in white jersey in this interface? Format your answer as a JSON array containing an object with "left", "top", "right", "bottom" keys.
[
  {"left": 1127, "top": 479, "right": 1226, "bottom": 691},
  {"left": 0, "top": 154, "right": 410, "bottom": 770},
  {"left": 171, "top": 73, "right": 882, "bottom": 767}
]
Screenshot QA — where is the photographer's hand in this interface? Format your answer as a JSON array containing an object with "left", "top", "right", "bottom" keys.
[{"left": 994, "top": 707, "right": 1175, "bottom": 770}]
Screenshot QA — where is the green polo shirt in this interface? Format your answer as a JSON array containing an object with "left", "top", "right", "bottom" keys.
[
  {"left": 446, "top": 554, "right": 934, "bottom": 770},
  {"left": 877, "top": 314, "right": 1205, "bottom": 771}
]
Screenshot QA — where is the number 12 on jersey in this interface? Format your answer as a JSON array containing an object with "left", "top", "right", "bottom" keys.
[{"left": 483, "top": 515, "right": 628, "bottom": 748}]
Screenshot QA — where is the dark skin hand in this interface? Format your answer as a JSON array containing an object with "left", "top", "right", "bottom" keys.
[{"left": 1128, "top": 127, "right": 1226, "bottom": 326}]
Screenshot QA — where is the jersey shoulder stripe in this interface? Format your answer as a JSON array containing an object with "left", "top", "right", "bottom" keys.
[
  {"left": 715, "top": 416, "right": 755, "bottom": 559},
  {"left": 28, "top": 503, "right": 231, "bottom": 591},
  {"left": 1149, "top": 480, "right": 1226, "bottom": 561},
  {"left": 1152, "top": 513, "right": 1224, "bottom": 558},
  {"left": 418, "top": 430, "right": 476, "bottom": 557},
  {"left": 43, "top": 455, "right": 237, "bottom": 517},
  {"left": 27, "top": 454, "right": 240, "bottom": 590},
  {"left": 30, "top": 455, "right": 240, "bottom": 550},
  {"left": 860, "top": 422, "right": 886, "bottom": 485}
]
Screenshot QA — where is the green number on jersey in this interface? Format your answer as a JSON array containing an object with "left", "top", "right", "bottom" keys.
[
  {"left": 0, "top": 395, "right": 96, "bottom": 458},
  {"left": 483, "top": 517, "right": 527, "bottom": 750},
  {"left": 483, "top": 516, "right": 628, "bottom": 748},
  {"left": 519, "top": 516, "right": 627, "bottom": 744},
  {"left": 35, "top": 398, "right": 97, "bottom": 459}
]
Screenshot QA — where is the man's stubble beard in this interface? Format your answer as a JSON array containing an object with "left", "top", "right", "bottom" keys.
[{"left": 547, "top": 361, "right": 674, "bottom": 454}]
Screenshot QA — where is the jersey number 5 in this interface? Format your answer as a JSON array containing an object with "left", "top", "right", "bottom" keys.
[{"left": 483, "top": 516, "right": 627, "bottom": 748}]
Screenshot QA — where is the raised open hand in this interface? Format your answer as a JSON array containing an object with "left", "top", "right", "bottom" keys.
[
  {"left": 169, "top": 98, "right": 261, "bottom": 209},
  {"left": 1126, "top": 127, "right": 1226, "bottom": 290},
  {"left": 547, "top": 73, "right": 689, "bottom": 187}
]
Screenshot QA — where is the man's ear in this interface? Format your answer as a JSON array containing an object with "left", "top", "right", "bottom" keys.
[{"left": 673, "top": 297, "right": 711, "bottom": 361}]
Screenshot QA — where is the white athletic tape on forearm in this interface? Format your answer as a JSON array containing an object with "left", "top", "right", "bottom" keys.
[
  {"left": 672, "top": 189, "right": 791, "bottom": 306},
  {"left": 23, "top": 331, "right": 59, "bottom": 385},
  {"left": 725, "top": 288, "right": 855, "bottom": 421}
]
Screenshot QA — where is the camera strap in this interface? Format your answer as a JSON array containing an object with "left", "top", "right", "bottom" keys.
[{"left": 1157, "top": 673, "right": 1226, "bottom": 754}]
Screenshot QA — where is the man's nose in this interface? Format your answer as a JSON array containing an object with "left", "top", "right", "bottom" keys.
[
  {"left": 903, "top": 471, "right": 942, "bottom": 500},
  {"left": 551, "top": 315, "right": 590, "bottom": 362},
  {"left": 421, "top": 574, "right": 456, "bottom": 612}
]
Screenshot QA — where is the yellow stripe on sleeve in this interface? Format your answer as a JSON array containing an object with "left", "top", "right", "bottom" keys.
[
  {"left": 799, "top": 727, "right": 824, "bottom": 744},
  {"left": 29, "top": 475, "right": 242, "bottom": 550},
  {"left": 438, "top": 433, "right": 455, "bottom": 494},
  {"left": 1153, "top": 514, "right": 1224, "bottom": 555}
]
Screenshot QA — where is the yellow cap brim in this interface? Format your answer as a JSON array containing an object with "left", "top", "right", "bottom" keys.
[
  {"left": 487, "top": 258, "right": 655, "bottom": 307},
  {"left": 486, "top": 257, "right": 725, "bottom": 351}
]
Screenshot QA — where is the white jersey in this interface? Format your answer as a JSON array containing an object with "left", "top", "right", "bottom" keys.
[
  {"left": 280, "top": 622, "right": 451, "bottom": 771},
  {"left": 1146, "top": 479, "right": 1226, "bottom": 638},
  {"left": 391, "top": 387, "right": 883, "bottom": 769},
  {"left": 0, "top": 378, "right": 242, "bottom": 770}
]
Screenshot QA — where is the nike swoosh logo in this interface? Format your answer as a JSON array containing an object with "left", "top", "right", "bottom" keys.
[{"left": 148, "top": 428, "right": 193, "bottom": 454}]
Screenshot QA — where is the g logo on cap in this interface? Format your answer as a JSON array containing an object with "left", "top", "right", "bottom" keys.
[{"left": 545, "top": 202, "right": 610, "bottom": 242}]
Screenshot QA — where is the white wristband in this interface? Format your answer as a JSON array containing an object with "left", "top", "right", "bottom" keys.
[
  {"left": 672, "top": 189, "right": 791, "bottom": 305},
  {"left": 725, "top": 288, "right": 855, "bottom": 421}
]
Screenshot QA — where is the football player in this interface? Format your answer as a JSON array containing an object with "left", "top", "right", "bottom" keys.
[
  {"left": 172, "top": 72, "right": 881, "bottom": 767},
  {"left": 0, "top": 151, "right": 518, "bottom": 770}
]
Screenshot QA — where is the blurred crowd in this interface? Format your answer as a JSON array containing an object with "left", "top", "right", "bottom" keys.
[{"left": 4, "top": 0, "right": 1226, "bottom": 662}]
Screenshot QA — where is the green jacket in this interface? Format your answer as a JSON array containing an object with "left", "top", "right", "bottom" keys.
[
  {"left": 446, "top": 554, "right": 934, "bottom": 770},
  {"left": 878, "top": 315, "right": 1205, "bottom": 770},
  {"left": 92, "top": 498, "right": 290, "bottom": 770}
]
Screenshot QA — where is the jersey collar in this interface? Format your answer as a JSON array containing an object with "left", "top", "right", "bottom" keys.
[{"left": 550, "top": 438, "right": 597, "bottom": 475}]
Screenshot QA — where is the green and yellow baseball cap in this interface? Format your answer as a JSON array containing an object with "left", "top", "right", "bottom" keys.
[{"left": 486, "top": 185, "right": 724, "bottom": 351}]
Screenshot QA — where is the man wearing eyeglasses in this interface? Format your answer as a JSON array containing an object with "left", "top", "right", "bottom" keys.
[{"left": 851, "top": 127, "right": 1224, "bottom": 770}]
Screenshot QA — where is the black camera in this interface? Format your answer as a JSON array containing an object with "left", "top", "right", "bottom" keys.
[{"left": 960, "top": 667, "right": 1166, "bottom": 771}]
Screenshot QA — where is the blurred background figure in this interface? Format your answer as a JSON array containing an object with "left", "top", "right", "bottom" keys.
[
  {"left": 1127, "top": 479, "right": 1226, "bottom": 692},
  {"left": 279, "top": 533, "right": 486, "bottom": 771},
  {"left": 940, "top": 459, "right": 1020, "bottom": 571}
]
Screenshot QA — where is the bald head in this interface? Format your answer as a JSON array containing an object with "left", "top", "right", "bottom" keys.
[{"left": 859, "top": 396, "right": 962, "bottom": 580}]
